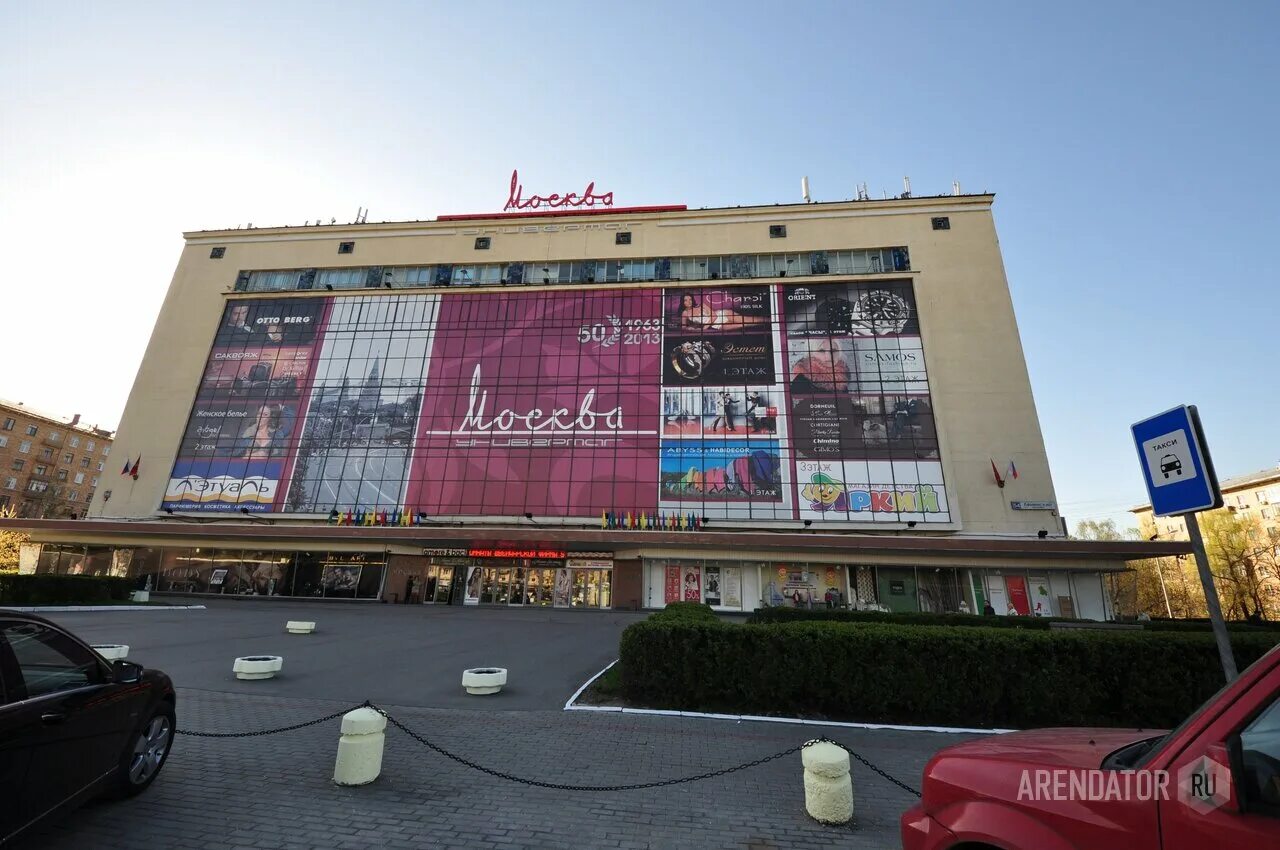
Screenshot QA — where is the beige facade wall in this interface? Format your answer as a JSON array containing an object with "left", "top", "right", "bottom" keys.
[{"left": 97, "top": 195, "right": 1058, "bottom": 536}]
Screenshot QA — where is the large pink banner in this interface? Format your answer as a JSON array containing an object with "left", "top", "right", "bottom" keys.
[{"left": 405, "top": 289, "right": 663, "bottom": 516}]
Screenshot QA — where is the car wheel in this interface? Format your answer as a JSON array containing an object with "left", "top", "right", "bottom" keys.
[{"left": 115, "top": 705, "right": 174, "bottom": 797}]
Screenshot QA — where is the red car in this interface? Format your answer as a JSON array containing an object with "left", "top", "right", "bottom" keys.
[{"left": 902, "top": 644, "right": 1280, "bottom": 849}]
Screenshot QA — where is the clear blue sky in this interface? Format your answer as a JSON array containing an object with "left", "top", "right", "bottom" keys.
[{"left": 2, "top": 1, "right": 1277, "bottom": 529}]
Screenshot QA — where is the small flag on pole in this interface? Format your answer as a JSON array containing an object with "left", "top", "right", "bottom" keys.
[
  {"left": 990, "top": 459, "right": 1005, "bottom": 488},
  {"left": 129, "top": 456, "right": 141, "bottom": 479},
  {"left": 120, "top": 457, "right": 132, "bottom": 476},
  {"left": 1006, "top": 459, "right": 1019, "bottom": 480}
]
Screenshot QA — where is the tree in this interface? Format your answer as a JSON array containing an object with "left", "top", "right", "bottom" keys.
[
  {"left": 1075, "top": 519, "right": 1207, "bottom": 619},
  {"left": 0, "top": 504, "right": 27, "bottom": 571},
  {"left": 1199, "top": 510, "right": 1280, "bottom": 621}
]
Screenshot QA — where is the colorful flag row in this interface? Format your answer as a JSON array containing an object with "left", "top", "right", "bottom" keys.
[
  {"left": 329, "top": 508, "right": 421, "bottom": 526},
  {"left": 600, "top": 511, "right": 705, "bottom": 531}
]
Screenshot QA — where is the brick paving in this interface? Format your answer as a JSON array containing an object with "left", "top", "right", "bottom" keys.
[{"left": 23, "top": 688, "right": 973, "bottom": 849}]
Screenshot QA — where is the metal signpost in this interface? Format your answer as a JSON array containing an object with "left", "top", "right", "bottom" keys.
[{"left": 1131, "top": 405, "right": 1235, "bottom": 681}]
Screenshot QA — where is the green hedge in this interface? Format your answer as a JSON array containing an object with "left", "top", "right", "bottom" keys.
[
  {"left": 746, "top": 606, "right": 1280, "bottom": 633},
  {"left": 651, "top": 601, "right": 720, "bottom": 622},
  {"left": 0, "top": 574, "right": 133, "bottom": 605},
  {"left": 619, "top": 619, "right": 1280, "bottom": 728}
]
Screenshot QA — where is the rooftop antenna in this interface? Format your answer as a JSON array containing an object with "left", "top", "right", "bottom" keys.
[
  {"left": 902, "top": 176, "right": 912, "bottom": 198},
  {"left": 856, "top": 182, "right": 869, "bottom": 201},
  {"left": 953, "top": 180, "right": 962, "bottom": 196},
  {"left": 801, "top": 176, "right": 811, "bottom": 203}
]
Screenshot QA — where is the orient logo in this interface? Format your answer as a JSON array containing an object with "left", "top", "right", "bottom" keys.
[{"left": 505, "top": 169, "right": 614, "bottom": 212}]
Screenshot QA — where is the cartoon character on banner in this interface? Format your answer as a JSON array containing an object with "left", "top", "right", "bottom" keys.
[{"left": 800, "top": 471, "right": 849, "bottom": 512}]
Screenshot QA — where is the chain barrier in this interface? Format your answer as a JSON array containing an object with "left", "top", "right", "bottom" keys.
[
  {"left": 175, "top": 703, "right": 368, "bottom": 738},
  {"left": 175, "top": 701, "right": 920, "bottom": 797}
]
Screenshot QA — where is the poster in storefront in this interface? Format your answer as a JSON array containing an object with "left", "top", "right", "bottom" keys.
[
  {"left": 722, "top": 567, "right": 742, "bottom": 609},
  {"left": 1028, "top": 576, "right": 1054, "bottom": 617},
  {"left": 464, "top": 565, "right": 482, "bottom": 605},
  {"left": 1005, "top": 575, "right": 1031, "bottom": 616},
  {"left": 554, "top": 568, "right": 572, "bottom": 608},
  {"left": 323, "top": 565, "right": 360, "bottom": 595},
  {"left": 704, "top": 566, "right": 722, "bottom": 606},
  {"left": 682, "top": 567, "right": 701, "bottom": 602},
  {"left": 664, "top": 565, "right": 681, "bottom": 604}
]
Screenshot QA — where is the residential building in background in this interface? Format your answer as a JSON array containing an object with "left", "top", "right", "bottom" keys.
[
  {"left": 1132, "top": 465, "right": 1280, "bottom": 541},
  {"left": 0, "top": 398, "right": 114, "bottom": 518},
  {"left": 2, "top": 189, "right": 1180, "bottom": 614}
]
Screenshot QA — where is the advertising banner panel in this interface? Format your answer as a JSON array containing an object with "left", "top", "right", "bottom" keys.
[
  {"left": 405, "top": 289, "right": 662, "bottom": 516},
  {"left": 165, "top": 281, "right": 950, "bottom": 525},
  {"left": 664, "top": 565, "right": 681, "bottom": 604}
]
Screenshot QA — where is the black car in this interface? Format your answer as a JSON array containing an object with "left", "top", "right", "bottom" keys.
[{"left": 0, "top": 611, "right": 175, "bottom": 844}]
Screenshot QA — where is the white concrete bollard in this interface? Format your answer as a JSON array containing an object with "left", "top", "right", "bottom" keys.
[
  {"left": 461, "top": 667, "right": 507, "bottom": 695},
  {"left": 802, "top": 741, "right": 854, "bottom": 824},
  {"left": 233, "top": 655, "right": 283, "bottom": 680},
  {"left": 285, "top": 621, "right": 316, "bottom": 634},
  {"left": 130, "top": 590, "right": 150, "bottom": 603},
  {"left": 92, "top": 644, "right": 129, "bottom": 660},
  {"left": 333, "top": 707, "right": 386, "bottom": 786}
]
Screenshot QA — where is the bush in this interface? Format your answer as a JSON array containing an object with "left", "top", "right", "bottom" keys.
[
  {"left": 619, "top": 618, "right": 1280, "bottom": 729},
  {"left": 650, "top": 601, "right": 719, "bottom": 622},
  {"left": 746, "top": 606, "right": 1280, "bottom": 633},
  {"left": 0, "top": 574, "right": 133, "bottom": 605}
]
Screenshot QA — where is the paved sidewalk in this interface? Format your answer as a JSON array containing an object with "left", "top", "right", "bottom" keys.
[{"left": 24, "top": 688, "right": 968, "bottom": 849}]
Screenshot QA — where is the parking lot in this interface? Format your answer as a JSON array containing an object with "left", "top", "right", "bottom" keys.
[{"left": 19, "top": 601, "right": 963, "bottom": 848}]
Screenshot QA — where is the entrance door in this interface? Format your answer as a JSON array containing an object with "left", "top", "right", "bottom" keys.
[
  {"left": 509, "top": 568, "right": 527, "bottom": 606},
  {"left": 432, "top": 567, "right": 455, "bottom": 604}
]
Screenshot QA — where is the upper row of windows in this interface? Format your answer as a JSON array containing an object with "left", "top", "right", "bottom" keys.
[
  {"left": 235, "top": 246, "right": 912, "bottom": 293},
  {"left": 0, "top": 419, "right": 108, "bottom": 453}
]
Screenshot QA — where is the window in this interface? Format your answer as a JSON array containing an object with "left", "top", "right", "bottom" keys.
[
  {"left": 931, "top": 216, "right": 951, "bottom": 230},
  {"left": 91, "top": 476, "right": 98, "bottom": 487},
  {"left": 48, "top": 430, "right": 59, "bottom": 442},
  {"left": 86, "top": 441, "right": 95, "bottom": 452},
  {"left": 18, "top": 441, "right": 30, "bottom": 454},
  {"left": 210, "top": 246, "right": 226, "bottom": 259},
  {"left": 0, "top": 436, "right": 6, "bottom": 448},
  {"left": 1, "top": 418, "right": 13, "bottom": 431},
  {"left": 57, "top": 470, "right": 68, "bottom": 482},
  {"left": 74, "top": 472, "right": 85, "bottom": 485},
  {"left": 96, "top": 462, "right": 104, "bottom": 472},
  {"left": 102, "top": 445, "right": 110, "bottom": 457},
  {"left": 1240, "top": 694, "right": 1280, "bottom": 812},
  {"left": 25, "top": 425, "right": 37, "bottom": 437},
  {"left": 63, "top": 452, "right": 73, "bottom": 463},
  {"left": 3, "top": 478, "right": 15, "bottom": 490},
  {"left": 474, "top": 237, "right": 491, "bottom": 250},
  {"left": 69, "top": 436, "right": 79, "bottom": 448},
  {"left": 39, "top": 448, "right": 53, "bottom": 460},
  {"left": 68, "top": 490, "right": 79, "bottom": 501},
  {"left": 338, "top": 241, "right": 355, "bottom": 254},
  {"left": 80, "top": 457, "right": 90, "bottom": 468},
  {"left": 27, "top": 481, "right": 47, "bottom": 493},
  {"left": 769, "top": 224, "right": 787, "bottom": 238},
  {"left": 10, "top": 459, "right": 23, "bottom": 472},
  {"left": 1, "top": 621, "right": 103, "bottom": 700},
  {"left": 615, "top": 232, "right": 632, "bottom": 245},
  {"left": 33, "top": 464, "right": 47, "bottom": 476}
]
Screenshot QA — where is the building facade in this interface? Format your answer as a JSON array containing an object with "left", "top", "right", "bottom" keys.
[
  {"left": 1133, "top": 465, "right": 1280, "bottom": 542},
  {"left": 0, "top": 399, "right": 113, "bottom": 518},
  {"left": 4, "top": 190, "right": 1183, "bottom": 616}
]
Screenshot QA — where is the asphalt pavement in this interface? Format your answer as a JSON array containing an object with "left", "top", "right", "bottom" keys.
[{"left": 40, "top": 599, "right": 645, "bottom": 710}]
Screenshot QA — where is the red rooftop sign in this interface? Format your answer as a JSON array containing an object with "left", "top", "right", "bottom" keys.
[{"left": 504, "top": 169, "right": 613, "bottom": 211}]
